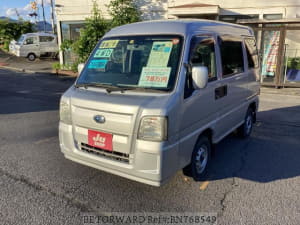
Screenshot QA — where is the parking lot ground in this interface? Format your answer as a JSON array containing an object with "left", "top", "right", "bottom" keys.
[
  {"left": 0, "top": 69, "right": 299, "bottom": 225},
  {"left": 0, "top": 49, "right": 57, "bottom": 74}
]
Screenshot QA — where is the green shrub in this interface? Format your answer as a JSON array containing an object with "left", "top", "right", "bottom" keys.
[
  {"left": 287, "top": 57, "right": 300, "bottom": 70},
  {"left": 52, "top": 62, "right": 61, "bottom": 70},
  {"left": 60, "top": 0, "right": 140, "bottom": 72},
  {"left": 0, "top": 20, "right": 34, "bottom": 43},
  {"left": 3, "top": 40, "right": 9, "bottom": 51}
]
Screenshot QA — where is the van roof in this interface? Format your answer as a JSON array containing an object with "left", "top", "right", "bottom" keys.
[
  {"left": 105, "top": 19, "right": 254, "bottom": 38},
  {"left": 23, "top": 32, "right": 56, "bottom": 37}
]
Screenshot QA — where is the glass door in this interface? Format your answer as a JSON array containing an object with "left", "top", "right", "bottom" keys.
[
  {"left": 283, "top": 30, "right": 300, "bottom": 86},
  {"left": 261, "top": 30, "right": 281, "bottom": 85}
]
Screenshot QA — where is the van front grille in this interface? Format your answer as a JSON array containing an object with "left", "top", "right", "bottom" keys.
[{"left": 80, "top": 143, "right": 130, "bottom": 163}]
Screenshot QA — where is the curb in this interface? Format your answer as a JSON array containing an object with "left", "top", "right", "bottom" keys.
[
  {"left": 0, "top": 65, "right": 78, "bottom": 77},
  {"left": 0, "top": 65, "right": 36, "bottom": 74}
]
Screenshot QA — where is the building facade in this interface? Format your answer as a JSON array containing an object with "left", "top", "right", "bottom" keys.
[{"left": 55, "top": 0, "right": 300, "bottom": 86}]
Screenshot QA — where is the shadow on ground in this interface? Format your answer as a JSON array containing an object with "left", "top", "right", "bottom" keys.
[{"left": 0, "top": 69, "right": 75, "bottom": 114}]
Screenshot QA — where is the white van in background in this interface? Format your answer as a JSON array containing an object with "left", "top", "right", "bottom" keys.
[{"left": 9, "top": 33, "right": 58, "bottom": 61}]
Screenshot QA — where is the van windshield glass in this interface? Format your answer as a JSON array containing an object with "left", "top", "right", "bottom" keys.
[
  {"left": 17, "top": 35, "right": 25, "bottom": 44},
  {"left": 77, "top": 35, "right": 183, "bottom": 92}
]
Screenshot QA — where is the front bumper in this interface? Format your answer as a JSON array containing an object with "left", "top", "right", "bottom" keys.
[{"left": 59, "top": 122, "right": 179, "bottom": 186}]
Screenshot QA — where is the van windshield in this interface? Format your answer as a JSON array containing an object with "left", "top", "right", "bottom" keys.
[
  {"left": 77, "top": 35, "right": 183, "bottom": 92},
  {"left": 17, "top": 35, "right": 25, "bottom": 44}
]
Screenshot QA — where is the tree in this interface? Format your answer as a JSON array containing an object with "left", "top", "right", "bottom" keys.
[
  {"left": 107, "top": 0, "right": 141, "bottom": 27},
  {"left": 60, "top": 0, "right": 141, "bottom": 71},
  {"left": 0, "top": 20, "right": 34, "bottom": 50},
  {"left": 61, "top": 1, "right": 109, "bottom": 65}
]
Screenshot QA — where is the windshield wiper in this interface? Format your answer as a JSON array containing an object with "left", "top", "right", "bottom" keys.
[
  {"left": 117, "top": 85, "right": 168, "bottom": 93},
  {"left": 75, "top": 83, "right": 129, "bottom": 93}
]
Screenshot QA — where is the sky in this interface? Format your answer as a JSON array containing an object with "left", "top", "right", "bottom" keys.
[{"left": 0, "top": 0, "right": 53, "bottom": 22}]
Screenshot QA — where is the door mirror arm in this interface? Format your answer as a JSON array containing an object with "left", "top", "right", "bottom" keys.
[{"left": 184, "top": 62, "right": 192, "bottom": 75}]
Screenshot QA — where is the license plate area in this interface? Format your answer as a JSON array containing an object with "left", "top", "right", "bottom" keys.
[{"left": 88, "top": 130, "right": 113, "bottom": 151}]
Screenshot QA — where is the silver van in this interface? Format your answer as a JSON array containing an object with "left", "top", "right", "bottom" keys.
[
  {"left": 59, "top": 20, "right": 260, "bottom": 186},
  {"left": 9, "top": 32, "right": 58, "bottom": 61}
]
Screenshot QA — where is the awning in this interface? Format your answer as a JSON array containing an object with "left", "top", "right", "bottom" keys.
[
  {"left": 168, "top": 3, "right": 220, "bottom": 16},
  {"left": 237, "top": 18, "right": 300, "bottom": 25}
]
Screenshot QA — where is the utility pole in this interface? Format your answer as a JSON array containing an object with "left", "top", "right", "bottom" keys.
[
  {"left": 41, "top": 0, "right": 46, "bottom": 32},
  {"left": 50, "top": 0, "right": 55, "bottom": 34},
  {"left": 14, "top": 8, "right": 21, "bottom": 20}
]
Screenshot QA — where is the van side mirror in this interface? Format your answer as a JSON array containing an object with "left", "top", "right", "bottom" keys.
[
  {"left": 192, "top": 66, "right": 208, "bottom": 89},
  {"left": 78, "top": 63, "right": 85, "bottom": 75}
]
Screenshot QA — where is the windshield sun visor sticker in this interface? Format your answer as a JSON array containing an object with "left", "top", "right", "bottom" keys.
[
  {"left": 147, "top": 41, "right": 173, "bottom": 67},
  {"left": 138, "top": 67, "right": 171, "bottom": 88},
  {"left": 88, "top": 59, "right": 108, "bottom": 69},
  {"left": 99, "top": 40, "right": 119, "bottom": 49},
  {"left": 94, "top": 49, "right": 114, "bottom": 58},
  {"left": 172, "top": 38, "right": 180, "bottom": 45}
]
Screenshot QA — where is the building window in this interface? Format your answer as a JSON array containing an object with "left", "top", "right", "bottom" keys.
[
  {"left": 219, "top": 14, "right": 259, "bottom": 23},
  {"left": 60, "top": 21, "right": 85, "bottom": 65},
  {"left": 263, "top": 14, "right": 283, "bottom": 20}
]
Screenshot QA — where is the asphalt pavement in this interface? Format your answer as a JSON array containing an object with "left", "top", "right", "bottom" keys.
[
  {"left": 0, "top": 49, "right": 56, "bottom": 74},
  {"left": 0, "top": 69, "right": 299, "bottom": 225}
]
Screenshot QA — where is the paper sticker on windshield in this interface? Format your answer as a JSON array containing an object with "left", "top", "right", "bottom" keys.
[
  {"left": 100, "top": 40, "right": 119, "bottom": 48},
  {"left": 88, "top": 59, "right": 108, "bottom": 69},
  {"left": 138, "top": 67, "right": 171, "bottom": 87},
  {"left": 94, "top": 49, "right": 113, "bottom": 58},
  {"left": 147, "top": 42, "right": 173, "bottom": 67}
]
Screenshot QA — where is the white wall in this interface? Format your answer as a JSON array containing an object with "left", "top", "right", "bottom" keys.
[
  {"left": 169, "top": 0, "right": 300, "bottom": 19},
  {"left": 55, "top": 0, "right": 168, "bottom": 22}
]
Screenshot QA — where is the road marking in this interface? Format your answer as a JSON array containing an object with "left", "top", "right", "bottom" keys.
[
  {"left": 199, "top": 181, "right": 209, "bottom": 190},
  {"left": 34, "top": 136, "right": 56, "bottom": 145}
]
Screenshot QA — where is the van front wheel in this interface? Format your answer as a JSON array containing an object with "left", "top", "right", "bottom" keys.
[
  {"left": 183, "top": 136, "right": 211, "bottom": 181},
  {"left": 28, "top": 53, "right": 36, "bottom": 61}
]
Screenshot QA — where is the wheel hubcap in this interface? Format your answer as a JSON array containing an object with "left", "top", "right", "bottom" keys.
[
  {"left": 245, "top": 114, "right": 252, "bottom": 134},
  {"left": 195, "top": 145, "right": 208, "bottom": 174}
]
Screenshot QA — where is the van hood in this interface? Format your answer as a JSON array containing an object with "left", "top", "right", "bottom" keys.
[{"left": 70, "top": 87, "right": 171, "bottom": 114}]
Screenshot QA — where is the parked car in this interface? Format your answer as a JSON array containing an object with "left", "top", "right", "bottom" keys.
[
  {"left": 9, "top": 32, "right": 58, "bottom": 61},
  {"left": 59, "top": 20, "right": 260, "bottom": 186}
]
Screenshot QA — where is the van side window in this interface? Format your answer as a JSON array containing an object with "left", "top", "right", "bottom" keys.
[
  {"left": 190, "top": 37, "right": 217, "bottom": 81},
  {"left": 40, "top": 36, "right": 54, "bottom": 42},
  {"left": 220, "top": 38, "right": 244, "bottom": 77},
  {"left": 25, "top": 37, "right": 37, "bottom": 45},
  {"left": 245, "top": 38, "right": 259, "bottom": 69},
  {"left": 185, "top": 36, "right": 217, "bottom": 98}
]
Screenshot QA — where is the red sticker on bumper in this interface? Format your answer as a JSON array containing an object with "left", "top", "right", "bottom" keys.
[{"left": 88, "top": 130, "right": 113, "bottom": 151}]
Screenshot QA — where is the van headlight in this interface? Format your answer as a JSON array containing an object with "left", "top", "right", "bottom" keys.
[
  {"left": 59, "top": 98, "right": 71, "bottom": 124},
  {"left": 138, "top": 116, "right": 167, "bottom": 141}
]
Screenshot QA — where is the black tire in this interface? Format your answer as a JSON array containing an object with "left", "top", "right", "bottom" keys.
[
  {"left": 237, "top": 108, "right": 254, "bottom": 138},
  {"left": 27, "top": 53, "right": 36, "bottom": 61},
  {"left": 183, "top": 136, "right": 211, "bottom": 181}
]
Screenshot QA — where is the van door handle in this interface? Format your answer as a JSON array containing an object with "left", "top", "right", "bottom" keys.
[{"left": 215, "top": 85, "right": 227, "bottom": 100}]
